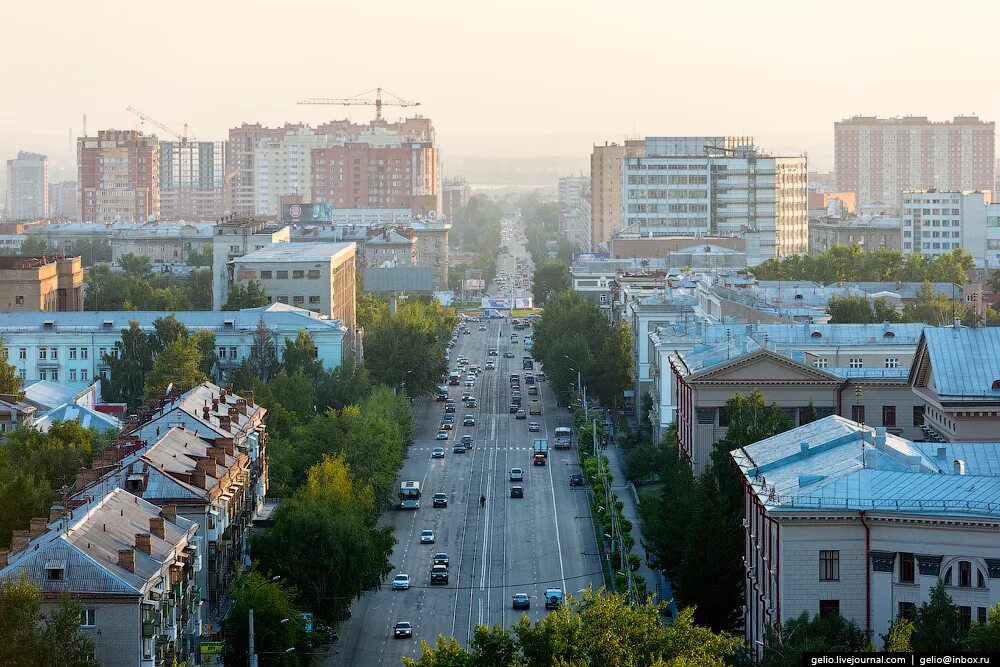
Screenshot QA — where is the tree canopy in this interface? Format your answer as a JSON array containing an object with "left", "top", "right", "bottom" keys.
[
  {"left": 752, "top": 245, "right": 974, "bottom": 285},
  {"left": 0, "top": 341, "right": 23, "bottom": 395},
  {"left": 84, "top": 256, "right": 210, "bottom": 311},
  {"left": 362, "top": 298, "right": 454, "bottom": 396},
  {"left": 0, "top": 579, "right": 100, "bottom": 667},
  {"left": 222, "top": 571, "right": 311, "bottom": 667},
  {"left": 532, "top": 260, "right": 571, "bottom": 305},
  {"left": 223, "top": 280, "right": 269, "bottom": 311}
]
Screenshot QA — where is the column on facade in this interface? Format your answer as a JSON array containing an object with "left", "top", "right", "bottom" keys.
[{"left": 869, "top": 550, "right": 895, "bottom": 641}]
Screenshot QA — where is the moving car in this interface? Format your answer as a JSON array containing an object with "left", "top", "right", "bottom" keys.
[
  {"left": 570, "top": 474, "right": 585, "bottom": 487},
  {"left": 488, "top": 348, "right": 498, "bottom": 356},
  {"left": 510, "top": 486, "right": 524, "bottom": 498},
  {"left": 433, "top": 553, "right": 449, "bottom": 567},
  {"left": 440, "top": 421, "right": 453, "bottom": 430},
  {"left": 479, "top": 325, "right": 487, "bottom": 331},
  {"left": 516, "top": 409, "right": 526, "bottom": 420},
  {"left": 504, "top": 351, "right": 515, "bottom": 358},
  {"left": 432, "top": 446, "right": 446, "bottom": 458},
  {"left": 461, "top": 434, "right": 474, "bottom": 448},
  {"left": 453, "top": 443, "right": 466, "bottom": 453},
  {"left": 510, "top": 467, "right": 524, "bottom": 481},
  {"left": 444, "top": 402, "right": 456, "bottom": 413},
  {"left": 485, "top": 361, "right": 495, "bottom": 370},
  {"left": 463, "top": 415, "right": 476, "bottom": 426},
  {"left": 467, "top": 397, "right": 478, "bottom": 408},
  {"left": 536, "top": 372, "right": 546, "bottom": 382},
  {"left": 528, "top": 421, "right": 540, "bottom": 432},
  {"left": 533, "top": 453, "right": 546, "bottom": 466},
  {"left": 430, "top": 565, "right": 449, "bottom": 584},
  {"left": 545, "top": 588, "right": 564, "bottom": 609},
  {"left": 394, "top": 621, "right": 413, "bottom": 638},
  {"left": 432, "top": 492, "right": 448, "bottom": 507},
  {"left": 435, "top": 432, "right": 448, "bottom": 441},
  {"left": 392, "top": 574, "right": 411, "bottom": 590},
  {"left": 512, "top": 593, "right": 530, "bottom": 610},
  {"left": 509, "top": 404, "right": 519, "bottom": 414},
  {"left": 420, "top": 530, "right": 435, "bottom": 544}
]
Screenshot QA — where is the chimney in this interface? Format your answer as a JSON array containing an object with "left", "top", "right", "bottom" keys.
[
  {"left": 196, "top": 457, "right": 215, "bottom": 480},
  {"left": 227, "top": 383, "right": 234, "bottom": 393},
  {"left": 149, "top": 517, "right": 165, "bottom": 540},
  {"left": 135, "top": 533, "right": 151, "bottom": 555},
  {"left": 191, "top": 468, "right": 207, "bottom": 489},
  {"left": 236, "top": 398, "right": 247, "bottom": 415},
  {"left": 202, "top": 405, "right": 211, "bottom": 420},
  {"left": 937, "top": 446, "right": 947, "bottom": 461},
  {"left": 212, "top": 398, "right": 219, "bottom": 411},
  {"left": 799, "top": 441, "right": 809, "bottom": 454},
  {"left": 219, "top": 389, "right": 227, "bottom": 405},
  {"left": 218, "top": 415, "right": 231, "bottom": 432},
  {"left": 118, "top": 549, "right": 135, "bottom": 572},
  {"left": 210, "top": 446, "right": 226, "bottom": 466},
  {"left": 863, "top": 448, "right": 878, "bottom": 469},
  {"left": 0, "top": 550, "right": 7, "bottom": 569},
  {"left": 28, "top": 518, "right": 48, "bottom": 540},
  {"left": 874, "top": 427, "right": 887, "bottom": 450},
  {"left": 160, "top": 505, "right": 177, "bottom": 523},
  {"left": 228, "top": 406, "right": 240, "bottom": 425},
  {"left": 49, "top": 505, "right": 65, "bottom": 522},
  {"left": 245, "top": 391, "right": 255, "bottom": 407},
  {"left": 10, "top": 530, "right": 30, "bottom": 553},
  {"left": 954, "top": 459, "right": 966, "bottom": 475},
  {"left": 219, "top": 438, "right": 235, "bottom": 456},
  {"left": 953, "top": 318, "right": 961, "bottom": 329},
  {"left": 75, "top": 467, "right": 100, "bottom": 490}
]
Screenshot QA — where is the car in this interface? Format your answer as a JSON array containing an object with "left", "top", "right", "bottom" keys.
[
  {"left": 430, "top": 565, "right": 449, "bottom": 584},
  {"left": 504, "top": 351, "right": 515, "bottom": 358},
  {"left": 533, "top": 453, "right": 546, "bottom": 466},
  {"left": 510, "top": 467, "right": 523, "bottom": 481},
  {"left": 443, "top": 413, "right": 455, "bottom": 422},
  {"left": 465, "top": 378, "right": 475, "bottom": 387},
  {"left": 392, "top": 574, "right": 411, "bottom": 590},
  {"left": 394, "top": 621, "right": 413, "bottom": 637},
  {"left": 528, "top": 385, "right": 538, "bottom": 396},
  {"left": 463, "top": 415, "right": 475, "bottom": 426},
  {"left": 444, "top": 403, "right": 456, "bottom": 413},
  {"left": 537, "top": 372, "right": 546, "bottom": 382},
  {"left": 511, "top": 391, "right": 522, "bottom": 400},
  {"left": 441, "top": 421, "right": 454, "bottom": 430},
  {"left": 461, "top": 393, "right": 472, "bottom": 403},
  {"left": 516, "top": 409, "right": 526, "bottom": 420},
  {"left": 528, "top": 421, "right": 540, "bottom": 432},
  {"left": 509, "top": 404, "right": 519, "bottom": 414},
  {"left": 467, "top": 397, "right": 478, "bottom": 408},
  {"left": 570, "top": 474, "right": 585, "bottom": 487},
  {"left": 479, "top": 325, "right": 487, "bottom": 331},
  {"left": 463, "top": 329, "right": 472, "bottom": 335},
  {"left": 435, "top": 431, "right": 448, "bottom": 442},
  {"left": 432, "top": 492, "right": 448, "bottom": 507},
  {"left": 420, "top": 530, "right": 435, "bottom": 544},
  {"left": 433, "top": 553, "right": 449, "bottom": 567},
  {"left": 512, "top": 593, "right": 530, "bottom": 610},
  {"left": 488, "top": 348, "right": 498, "bottom": 356},
  {"left": 460, "top": 434, "right": 473, "bottom": 448},
  {"left": 485, "top": 361, "right": 495, "bottom": 370},
  {"left": 510, "top": 486, "right": 524, "bottom": 498},
  {"left": 453, "top": 443, "right": 466, "bottom": 453}
]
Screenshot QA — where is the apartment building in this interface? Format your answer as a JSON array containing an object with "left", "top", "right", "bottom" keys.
[
  {"left": 361, "top": 228, "right": 416, "bottom": 268},
  {"left": 78, "top": 130, "right": 159, "bottom": 223},
  {"left": 834, "top": 115, "right": 995, "bottom": 208},
  {"left": 48, "top": 180, "right": 77, "bottom": 218},
  {"left": 111, "top": 222, "right": 213, "bottom": 265},
  {"left": 0, "top": 488, "right": 200, "bottom": 666},
  {"left": 0, "top": 305, "right": 347, "bottom": 388},
  {"left": 211, "top": 216, "right": 291, "bottom": 310},
  {"left": 734, "top": 416, "right": 1000, "bottom": 654},
  {"left": 232, "top": 242, "right": 356, "bottom": 335},
  {"left": 809, "top": 216, "right": 903, "bottom": 254},
  {"left": 254, "top": 127, "right": 330, "bottom": 218},
  {"left": 442, "top": 176, "right": 470, "bottom": 221},
  {"left": 590, "top": 140, "right": 645, "bottom": 248},
  {"left": 0, "top": 254, "right": 83, "bottom": 312},
  {"left": 621, "top": 138, "right": 808, "bottom": 263},
  {"left": 409, "top": 220, "right": 450, "bottom": 290},
  {"left": 159, "top": 140, "right": 227, "bottom": 221},
  {"left": 6, "top": 151, "right": 49, "bottom": 220},
  {"left": 226, "top": 123, "right": 304, "bottom": 215},
  {"left": 901, "top": 190, "right": 989, "bottom": 259}
]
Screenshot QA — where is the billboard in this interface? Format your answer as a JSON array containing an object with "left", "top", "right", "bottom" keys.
[
  {"left": 282, "top": 203, "right": 333, "bottom": 224},
  {"left": 574, "top": 253, "right": 610, "bottom": 263},
  {"left": 464, "top": 279, "right": 486, "bottom": 290},
  {"left": 364, "top": 267, "right": 434, "bottom": 293},
  {"left": 481, "top": 297, "right": 533, "bottom": 310}
]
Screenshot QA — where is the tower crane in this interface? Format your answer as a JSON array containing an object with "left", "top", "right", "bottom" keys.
[
  {"left": 297, "top": 87, "right": 420, "bottom": 121},
  {"left": 126, "top": 106, "right": 190, "bottom": 142}
]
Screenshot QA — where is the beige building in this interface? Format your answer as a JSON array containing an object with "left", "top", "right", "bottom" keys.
[
  {"left": 809, "top": 216, "right": 903, "bottom": 254},
  {"left": 232, "top": 242, "right": 356, "bottom": 336},
  {"left": 211, "top": 216, "right": 291, "bottom": 310},
  {"left": 78, "top": 130, "right": 159, "bottom": 224},
  {"left": 0, "top": 488, "right": 200, "bottom": 667},
  {"left": 361, "top": 228, "right": 416, "bottom": 268},
  {"left": 111, "top": 222, "right": 213, "bottom": 265},
  {"left": 0, "top": 254, "right": 83, "bottom": 312},
  {"left": 590, "top": 140, "right": 645, "bottom": 247},
  {"left": 409, "top": 220, "right": 450, "bottom": 290}
]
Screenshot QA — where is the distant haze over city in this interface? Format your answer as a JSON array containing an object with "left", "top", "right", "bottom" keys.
[{"left": 3, "top": 0, "right": 997, "bottom": 189}]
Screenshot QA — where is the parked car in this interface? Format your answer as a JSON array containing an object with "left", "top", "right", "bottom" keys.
[
  {"left": 394, "top": 621, "right": 413, "bottom": 637},
  {"left": 392, "top": 574, "right": 411, "bottom": 590}
]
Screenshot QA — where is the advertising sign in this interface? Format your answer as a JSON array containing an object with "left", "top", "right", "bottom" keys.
[
  {"left": 282, "top": 203, "right": 333, "bottom": 224},
  {"left": 201, "top": 642, "right": 224, "bottom": 666},
  {"left": 464, "top": 279, "right": 486, "bottom": 290},
  {"left": 573, "top": 253, "right": 610, "bottom": 263}
]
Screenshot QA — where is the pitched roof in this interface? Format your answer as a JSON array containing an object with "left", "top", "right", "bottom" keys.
[
  {"left": 35, "top": 403, "right": 121, "bottom": 432},
  {"left": 917, "top": 326, "right": 1000, "bottom": 400}
]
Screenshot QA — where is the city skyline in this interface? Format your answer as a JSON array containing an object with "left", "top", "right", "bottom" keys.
[{"left": 3, "top": 0, "right": 998, "bottom": 180}]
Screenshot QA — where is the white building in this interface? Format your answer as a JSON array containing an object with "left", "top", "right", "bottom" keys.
[
  {"left": 901, "top": 190, "right": 989, "bottom": 261},
  {"left": 559, "top": 176, "right": 590, "bottom": 217},
  {"left": 212, "top": 218, "right": 291, "bottom": 310},
  {"left": 159, "top": 140, "right": 227, "bottom": 222},
  {"left": 621, "top": 139, "right": 808, "bottom": 264},
  {"left": 0, "top": 304, "right": 347, "bottom": 389},
  {"left": 6, "top": 151, "right": 49, "bottom": 220},
  {"left": 734, "top": 415, "right": 1000, "bottom": 655},
  {"left": 253, "top": 127, "right": 329, "bottom": 217}
]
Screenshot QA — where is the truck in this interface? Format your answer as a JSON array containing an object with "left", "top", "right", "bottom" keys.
[
  {"left": 529, "top": 399, "right": 541, "bottom": 415},
  {"left": 522, "top": 356, "right": 533, "bottom": 370},
  {"left": 553, "top": 426, "right": 572, "bottom": 449},
  {"left": 544, "top": 588, "right": 564, "bottom": 609},
  {"left": 532, "top": 439, "right": 548, "bottom": 459}
]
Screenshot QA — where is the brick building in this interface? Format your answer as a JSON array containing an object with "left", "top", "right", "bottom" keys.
[{"left": 78, "top": 130, "right": 159, "bottom": 223}]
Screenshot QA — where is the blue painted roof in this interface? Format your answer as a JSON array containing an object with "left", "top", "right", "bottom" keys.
[{"left": 921, "top": 327, "right": 1000, "bottom": 399}]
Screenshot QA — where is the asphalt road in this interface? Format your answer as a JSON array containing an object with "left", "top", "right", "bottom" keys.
[{"left": 329, "top": 229, "right": 604, "bottom": 666}]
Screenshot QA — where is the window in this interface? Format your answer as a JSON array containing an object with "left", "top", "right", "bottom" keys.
[
  {"left": 230, "top": 245, "right": 240, "bottom": 253},
  {"left": 600, "top": 294, "right": 607, "bottom": 304},
  {"left": 292, "top": 270, "right": 304, "bottom": 279},
  {"left": 899, "top": 553, "right": 915, "bottom": 583},
  {"left": 696, "top": 409, "right": 715, "bottom": 425},
  {"left": 51, "top": 370, "right": 58, "bottom": 382},
  {"left": 69, "top": 348, "right": 77, "bottom": 360},
  {"left": 260, "top": 271, "right": 272, "bottom": 279},
  {"left": 50, "top": 348, "right": 58, "bottom": 360},
  {"left": 899, "top": 601, "right": 916, "bottom": 620},
  {"left": 276, "top": 296, "right": 288, "bottom": 304},
  {"left": 849, "top": 358, "right": 863, "bottom": 368},
  {"left": 81, "top": 348, "right": 88, "bottom": 359},
  {"left": 718, "top": 406, "right": 730, "bottom": 427},
  {"left": 276, "top": 271, "right": 288, "bottom": 279},
  {"left": 959, "top": 561, "right": 972, "bottom": 588},
  {"left": 979, "top": 607, "right": 988, "bottom": 625},
  {"left": 820, "top": 550, "right": 840, "bottom": 581},
  {"left": 39, "top": 370, "right": 47, "bottom": 381},
  {"left": 884, "top": 358, "right": 899, "bottom": 368},
  {"left": 882, "top": 406, "right": 896, "bottom": 427},
  {"left": 309, "top": 295, "right": 321, "bottom": 304},
  {"left": 913, "top": 405, "right": 925, "bottom": 427},
  {"left": 230, "top": 347, "right": 237, "bottom": 359},
  {"left": 39, "top": 348, "right": 46, "bottom": 360},
  {"left": 852, "top": 405, "right": 865, "bottom": 423},
  {"left": 81, "top": 369, "right": 88, "bottom": 382},
  {"left": 46, "top": 566, "right": 65, "bottom": 581},
  {"left": 960, "top": 606, "right": 972, "bottom": 630},
  {"left": 293, "top": 295, "right": 305, "bottom": 305},
  {"left": 814, "top": 357, "right": 828, "bottom": 369},
  {"left": 819, "top": 600, "right": 840, "bottom": 618},
  {"left": 979, "top": 570, "right": 986, "bottom": 588},
  {"left": 80, "top": 609, "right": 96, "bottom": 627},
  {"left": 70, "top": 369, "right": 77, "bottom": 382},
  {"left": 307, "top": 270, "right": 320, "bottom": 279},
  {"left": 18, "top": 348, "right": 25, "bottom": 360},
  {"left": 218, "top": 347, "right": 227, "bottom": 359}
]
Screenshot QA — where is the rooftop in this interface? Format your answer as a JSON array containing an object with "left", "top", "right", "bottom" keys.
[
  {"left": 236, "top": 241, "right": 355, "bottom": 264},
  {"left": 917, "top": 326, "right": 1000, "bottom": 400}
]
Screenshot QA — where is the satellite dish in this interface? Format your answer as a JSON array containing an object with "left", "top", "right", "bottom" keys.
[{"left": 427, "top": 210, "right": 437, "bottom": 220}]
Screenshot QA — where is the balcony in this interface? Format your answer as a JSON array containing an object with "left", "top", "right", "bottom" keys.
[{"left": 142, "top": 622, "right": 156, "bottom": 638}]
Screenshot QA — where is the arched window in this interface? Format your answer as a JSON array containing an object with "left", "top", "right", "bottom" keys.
[
  {"left": 943, "top": 560, "right": 987, "bottom": 588},
  {"left": 811, "top": 331, "right": 823, "bottom": 338},
  {"left": 884, "top": 331, "right": 895, "bottom": 338},
  {"left": 992, "top": 380, "right": 1000, "bottom": 391}
]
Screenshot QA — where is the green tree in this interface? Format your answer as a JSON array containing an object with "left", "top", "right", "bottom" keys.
[
  {"left": 532, "top": 259, "right": 571, "bottom": 304},
  {"left": 186, "top": 268, "right": 213, "bottom": 309},
  {"left": 315, "top": 359, "right": 373, "bottom": 412},
  {"left": 223, "top": 280, "right": 269, "bottom": 311},
  {"left": 152, "top": 314, "right": 189, "bottom": 349},
  {"left": 356, "top": 293, "right": 389, "bottom": 330},
  {"left": 912, "top": 581, "right": 964, "bottom": 652},
  {"left": 0, "top": 471, "right": 53, "bottom": 549},
  {"left": 144, "top": 336, "right": 207, "bottom": 398},
  {"left": 103, "top": 321, "right": 156, "bottom": 408},
  {"left": 18, "top": 236, "right": 49, "bottom": 256},
  {"left": 364, "top": 305, "right": 448, "bottom": 396},
  {"left": 221, "top": 571, "right": 310, "bottom": 667},
  {"left": 248, "top": 316, "right": 280, "bottom": 382},
  {"left": 882, "top": 617, "right": 914, "bottom": 652},
  {"left": 801, "top": 401, "right": 818, "bottom": 425},
  {"left": 0, "top": 578, "right": 99, "bottom": 667},
  {"left": 191, "top": 330, "right": 219, "bottom": 378},
  {"left": 282, "top": 330, "right": 324, "bottom": 378},
  {"left": 827, "top": 294, "right": 900, "bottom": 324},
  {"left": 965, "top": 603, "right": 1000, "bottom": 651},
  {"left": 0, "top": 341, "right": 23, "bottom": 395},
  {"left": 117, "top": 252, "right": 153, "bottom": 278},
  {"left": 763, "top": 611, "right": 870, "bottom": 667},
  {"left": 902, "top": 281, "right": 966, "bottom": 325},
  {"left": 595, "top": 320, "right": 632, "bottom": 408},
  {"left": 186, "top": 244, "right": 213, "bottom": 267}
]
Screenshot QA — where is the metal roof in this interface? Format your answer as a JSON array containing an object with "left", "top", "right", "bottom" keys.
[
  {"left": 921, "top": 326, "right": 1000, "bottom": 399},
  {"left": 235, "top": 241, "right": 355, "bottom": 264},
  {"left": 23, "top": 380, "right": 79, "bottom": 410},
  {"left": 35, "top": 403, "right": 121, "bottom": 432}
]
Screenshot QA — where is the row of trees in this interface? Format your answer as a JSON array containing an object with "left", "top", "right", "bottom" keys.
[
  {"left": 518, "top": 194, "right": 576, "bottom": 267},
  {"left": 449, "top": 194, "right": 503, "bottom": 301},
  {"left": 85, "top": 253, "right": 213, "bottom": 310},
  {"left": 404, "top": 589, "right": 741, "bottom": 667},
  {"left": 827, "top": 285, "right": 1000, "bottom": 326},
  {"left": 752, "top": 245, "right": 975, "bottom": 285},
  {"left": 531, "top": 290, "right": 632, "bottom": 407}
]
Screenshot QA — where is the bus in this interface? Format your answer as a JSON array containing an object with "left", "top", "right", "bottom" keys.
[
  {"left": 553, "top": 426, "right": 572, "bottom": 449},
  {"left": 399, "top": 481, "right": 421, "bottom": 509},
  {"left": 522, "top": 356, "right": 533, "bottom": 370}
]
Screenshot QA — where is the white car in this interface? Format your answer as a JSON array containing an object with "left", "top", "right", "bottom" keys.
[
  {"left": 420, "top": 530, "right": 435, "bottom": 544},
  {"left": 432, "top": 446, "right": 446, "bottom": 457},
  {"left": 392, "top": 574, "right": 411, "bottom": 590}
]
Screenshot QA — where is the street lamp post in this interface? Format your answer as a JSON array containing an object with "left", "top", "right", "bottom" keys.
[
  {"left": 564, "top": 355, "right": 588, "bottom": 419},
  {"left": 248, "top": 575, "right": 281, "bottom": 667}
]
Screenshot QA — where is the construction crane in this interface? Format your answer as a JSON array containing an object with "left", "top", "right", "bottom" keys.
[
  {"left": 126, "top": 106, "right": 190, "bottom": 142},
  {"left": 297, "top": 87, "right": 419, "bottom": 121}
]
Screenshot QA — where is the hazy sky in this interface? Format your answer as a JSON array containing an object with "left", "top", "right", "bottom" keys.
[{"left": 4, "top": 0, "right": 998, "bottom": 176}]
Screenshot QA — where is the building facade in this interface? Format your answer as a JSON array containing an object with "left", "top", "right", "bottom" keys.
[
  {"left": 253, "top": 127, "right": 330, "bottom": 218},
  {"left": 78, "top": 130, "right": 159, "bottom": 223},
  {"left": 590, "top": 140, "right": 645, "bottom": 248},
  {"left": 0, "top": 254, "right": 83, "bottom": 312},
  {"left": 211, "top": 217, "right": 291, "bottom": 310},
  {"left": 111, "top": 222, "right": 213, "bottom": 265},
  {"left": 48, "top": 180, "right": 77, "bottom": 218},
  {"left": 809, "top": 216, "right": 903, "bottom": 254},
  {"left": 442, "top": 177, "right": 470, "bottom": 222},
  {"left": 834, "top": 116, "right": 995, "bottom": 208},
  {"left": 6, "top": 151, "right": 49, "bottom": 220},
  {"left": 159, "top": 140, "right": 228, "bottom": 221},
  {"left": 226, "top": 123, "right": 303, "bottom": 216},
  {"left": 900, "top": 190, "right": 988, "bottom": 259}
]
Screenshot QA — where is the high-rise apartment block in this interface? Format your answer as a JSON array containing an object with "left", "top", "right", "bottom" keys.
[
  {"left": 159, "top": 140, "right": 227, "bottom": 221},
  {"left": 254, "top": 127, "right": 330, "bottom": 218},
  {"left": 6, "top": 151, "right": 49, "bottom": 220},
  {"left": 835, "top": 115, "right": 995, "bottom": 208},
  {"left": 48, "top": 181, "right": 77, "bottom": 218},
  {"left": 590, "top": 140, "right": 645, "bottom": 247},
  {"left": 78, "top": 130, "right": 159, "bottom": 223},
  {"left": 226, "top": 123, "right": 303, "bottom": 215},
  {"left": 442, "top": 177, "right": 470, "bottom": 221},
  {"left": 620, "top": 137, "right": 808, "bottom": 263}
]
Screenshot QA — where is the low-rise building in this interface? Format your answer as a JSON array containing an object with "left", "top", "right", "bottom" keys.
[
  {"left": 809, "top": 215, "right": 903, "bottom": 254},
  {"left": 901, "top": 190, "right": 989, "bottom": 259},
  {"left": 0, "top": 254, "right": 83, "bottom": 312},
  {"left": 0, "top": 488, "right": 200, "bottom": 666},
  {"left": 212, "top": 217, "right": 291, "bottom": 311},
  {"left": 734, "top": 416, "right": 1000, "bottom": 654},
  {"left": 361, "top": 228, "right": 416, "bottom": 268},
  {"left": 111, "top": 222, "right": 213, "bottom": 265},
  {"left": 0, "top": 395, "right": 36, "bottom": 433},
  {"left": 0, "top": 305, "right": 347, "bottom": 389}
]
